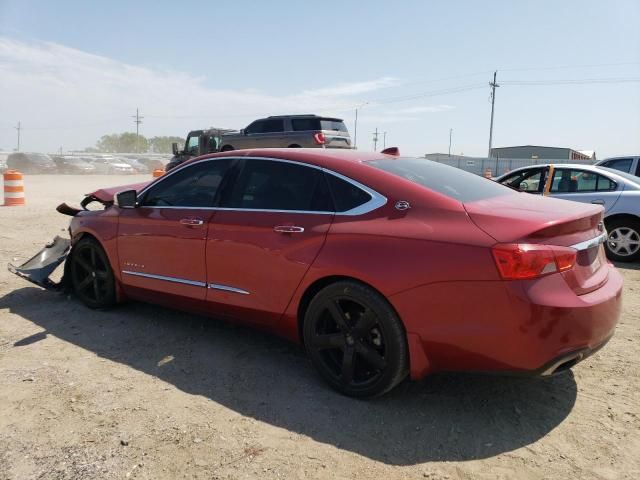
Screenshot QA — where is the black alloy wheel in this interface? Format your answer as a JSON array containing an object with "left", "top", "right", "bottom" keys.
[
  {"left": 303, "top": 281, "right": 408, "bottom": 398},
  {"left": 69, "top": 237, "right": 116, "bottom": 309}
]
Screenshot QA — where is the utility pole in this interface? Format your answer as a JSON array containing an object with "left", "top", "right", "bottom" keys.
[
  {"left": 14, "top": 122, "right": 21, "bottom": 152},
  {"left": 372, "top": 128, "right": 379, "bottom": 151},
  {"left": 448, "top": 128, "right": 453, "bottom": 157},
  {"left": 487, "top": 71, "right": 499, "bottom": 158},
  {"left": 354, "top": 108, "right": 359, "bottom": 149},
  {"left": 382, "top": 131, "right": 387, "bottom": 150},
  {"left": 132, "top": 108, "right": 143, "bottom": 153}
]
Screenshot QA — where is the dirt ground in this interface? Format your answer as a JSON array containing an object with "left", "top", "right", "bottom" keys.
[{"left": 1, "top": 175, "right": 639, "bottom": 480}]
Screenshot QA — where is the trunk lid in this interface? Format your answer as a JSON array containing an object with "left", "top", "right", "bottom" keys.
[{"left": 465, "top": 192, "right": 608, "bottom": 294}]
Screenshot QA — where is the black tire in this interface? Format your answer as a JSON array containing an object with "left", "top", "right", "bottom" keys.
[
  {"left": 69, "top": 237, "right": 116, "bottom": 309},
  {"left": 605, "top": 217, "right": 640, "bottom": 262},
  {"left": 303, "top": 281, "right": 408, "bottom": 398},
  {"left": 221, "top": 145, "right": 234, "bottom": 152}
]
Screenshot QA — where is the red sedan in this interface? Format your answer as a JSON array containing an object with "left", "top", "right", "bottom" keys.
[{"left": 11, "top": 149, "right": 623, "bottom": 397}]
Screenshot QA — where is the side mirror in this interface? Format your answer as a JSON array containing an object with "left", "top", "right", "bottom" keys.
[
  {"left": 240, "top": 129, "right": 246, "bottom": 135},
  {"left": 115, "top": 189, "right": 138, "bottom": 209},
  {"left": 171, "top": 142, "right": 179, "bottom": 155}
]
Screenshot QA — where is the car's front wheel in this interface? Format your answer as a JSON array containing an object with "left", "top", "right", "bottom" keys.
[
  {"left": 605, "top": 217, "right": 640, "bottom": 262},
  {"left": 303, "top": 281, "right": 408, "bottom": 397},
  {"left": 69, "top": 237, "right": 116, "bottom": 309}
]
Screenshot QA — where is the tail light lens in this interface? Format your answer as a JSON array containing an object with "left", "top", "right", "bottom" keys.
[
  {"left": 492, "top": 244, "right": 577, "bottom": 280},
  {"left": 313, "top": 132, "right": 326, "bottom": 145}
]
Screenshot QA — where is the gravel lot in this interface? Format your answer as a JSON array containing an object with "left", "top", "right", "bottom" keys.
[{"left": 1, "top": 175, "right": 639, "bottom": 480}]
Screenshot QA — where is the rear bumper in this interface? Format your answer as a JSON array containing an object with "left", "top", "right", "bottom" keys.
[{"left": 390, "top": 264, "right": 623, "bottom": 379}]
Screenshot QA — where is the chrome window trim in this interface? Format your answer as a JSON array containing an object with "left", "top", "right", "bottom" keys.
[
  {"left": 122, "top": 270, "right": 206, "bottom": 287},
  {"left": 135, "top": 155, "right": 387, "bottom": 216},
  {"left": 569, "top": 233, "right": 608, "bottom": 251},
  {"left": 208, "top": 283, "right": 250, "bottom": 295}
]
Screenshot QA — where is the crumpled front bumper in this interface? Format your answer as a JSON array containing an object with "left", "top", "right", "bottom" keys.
[{"left": 8, "top": 236, "right": 71, "bottom": 290}]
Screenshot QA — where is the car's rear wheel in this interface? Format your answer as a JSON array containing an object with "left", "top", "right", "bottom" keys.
[
  {"left": 221, "top": 145, "right": 234, "bottom": 152},
  {"left": 69, "top": 237, "right": 116, "bottom": 309},
  {"left": 605, "top": 217, "right": 640, "bottom": 262},
  {"left": 303, "top": 281, "right": 408, "bottom": 397}
]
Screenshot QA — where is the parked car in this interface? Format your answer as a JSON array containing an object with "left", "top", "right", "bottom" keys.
[
  {"left": 11, "top": 150, "right": 622, "bottom": 397},
  {"left": 596, "top": 156, "right": 640, "bottom": 178},
  {"left": 52, "top": 156, "right": 96, "bottom": 174},
  {"left": 0, "top": 153, "right": 8, "bottom": 172},
  {"left": 118, "top": 157, "right": 148, "bottom": 173},
  {"left": 497, "top": 164, "right": 640, "bottom": 262},
  {"left": 136, "top": 157, "right": 166, "bottom": 173},
  {"left": 219, "top": 115, "right": 352, "bottom": 152},
  {"left": 85, "top": 156, "right": 136, "bottom": 174},
  {"left": 6, "top": 152, "right": 57, "bottom": 174}
]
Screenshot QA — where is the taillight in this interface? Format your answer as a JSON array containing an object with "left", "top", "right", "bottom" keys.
[
  {"left": 313, "top": 132, "right": 326, "bottom": 145},
  {"left": 491, "top": 244, "right": 577, "bottom": 280}
]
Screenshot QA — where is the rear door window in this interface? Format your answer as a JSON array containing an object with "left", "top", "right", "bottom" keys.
[
  {"left": 222, "top": 159, "right": 332, "bottom": 211},
  {"left": 601, "top": 158, "right": 633, "bottom": 173},
  {"left": 549, "top": 169, "right": 616, "bottom": 193},
  {"left": 260, "top": 119, "right": 285, "bottom": 133},
  {"left": 325, "top": 174, "right": 371, "bottom": 212}
]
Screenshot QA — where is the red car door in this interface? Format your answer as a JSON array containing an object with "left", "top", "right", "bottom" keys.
[
  {"left": 205, "top": 158, "right": 334, "bottom": 324},
  {"left": 117, "top": 158, "right": 233, "bottom": 300}
]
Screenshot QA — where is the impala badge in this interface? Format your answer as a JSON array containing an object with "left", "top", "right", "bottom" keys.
[{"left": 395, "top": 200, "right": 411, "bottom": 211}]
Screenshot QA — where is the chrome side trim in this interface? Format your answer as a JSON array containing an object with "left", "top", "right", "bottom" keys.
[
  {"left": 135, "top": 155, "right": 387, "bottom": 217},
  {"left": 208, "top": 283, "right": 250, "bottom": 295},
  {"left": 122, "top": 270, "right": 206, "bottom": 287},
  {"left": 569, "top": 233, "right": 608, "bottom": 251}
]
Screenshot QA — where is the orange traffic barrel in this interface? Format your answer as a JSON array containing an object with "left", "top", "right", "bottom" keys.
[
  {"left": 152, "top": 168, "right": 164, "bottom": 178},
  {"left": 3, "top": 170, "right": 25, "bottom": 206},
  {"left": 484, "top": 168, "right": 492, "bottom": 178}
]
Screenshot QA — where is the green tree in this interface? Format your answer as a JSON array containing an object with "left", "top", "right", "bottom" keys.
[
  {"left": 148, "top": 136, "right": 186, "bottom": 154},
  {"left": 95, "top": 132, "right": 149, "bottom": 153}
]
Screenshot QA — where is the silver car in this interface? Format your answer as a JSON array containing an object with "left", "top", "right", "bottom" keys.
[
  {"left": 596, "top": 155, "right": 640, "bottom": 178},
  {"left": 497, "top": 163, "right": 640, "bottom": 262}
]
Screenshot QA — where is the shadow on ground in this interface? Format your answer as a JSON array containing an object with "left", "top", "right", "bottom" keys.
[{"left": 0, "top": 287, "right": 578, "bottom": 465}]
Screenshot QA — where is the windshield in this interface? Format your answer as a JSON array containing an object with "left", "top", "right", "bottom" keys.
[{"left": 367, "top": 157, "right": 516, "bottom": 202}]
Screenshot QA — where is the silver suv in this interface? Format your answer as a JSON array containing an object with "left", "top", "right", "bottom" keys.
[{"left": 219, "top": 115, "right": 352, "bottom": 151}]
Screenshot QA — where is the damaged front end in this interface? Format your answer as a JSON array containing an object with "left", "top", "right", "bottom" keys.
[
  {"left": 8, "top": 236, "right": 71, "bottom": 290},
  {"left": 7, "top": 180, "right": 150, "bottom": 291}
]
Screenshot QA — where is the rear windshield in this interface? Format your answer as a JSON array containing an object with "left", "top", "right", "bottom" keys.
[
  {"left": 291, "top": 118, "right": 347, "bottom": 132},
  {"left": 367, "top": 157, "right": 516, "bottom": 202}
]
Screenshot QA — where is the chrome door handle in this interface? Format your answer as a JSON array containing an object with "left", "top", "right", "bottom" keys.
[
  {"left": 591, "top": 200, "right": 605, "bottom": 205},
  {"left": 180, "top": 218, "right": 204, "bottom": 226},
  {"left": 273, "top": 225, "right": 305, "bottom": 234}
]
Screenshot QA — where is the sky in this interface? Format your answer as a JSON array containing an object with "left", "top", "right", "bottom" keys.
[{"left": 0, "top": 0, "right": 639, "bottom": 158}]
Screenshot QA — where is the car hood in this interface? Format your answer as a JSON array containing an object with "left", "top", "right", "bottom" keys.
[{"left": 86, "top": 181, "right": 151, "bottom": 203}]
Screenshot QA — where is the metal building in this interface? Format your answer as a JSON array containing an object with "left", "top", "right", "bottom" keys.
[{"left": 490, "top": 145, "right": 596, "bottom": 161}]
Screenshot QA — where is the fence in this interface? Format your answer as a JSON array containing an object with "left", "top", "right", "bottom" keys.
[{"left": 427, "top": 157, "right": 598, "bottom": 177}]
